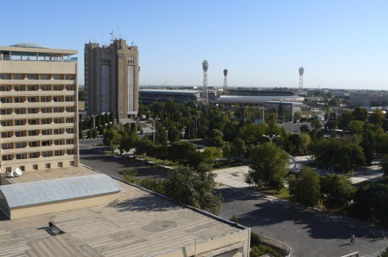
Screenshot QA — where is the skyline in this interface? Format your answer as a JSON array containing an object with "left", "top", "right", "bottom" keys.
[{"left": 1, "top": 0, "right": 388, "bottom": 90}]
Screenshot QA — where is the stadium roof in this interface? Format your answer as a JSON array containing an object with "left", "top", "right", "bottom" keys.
[
  {"left": 10, "top": 42, "right": 48, "bottom": 48},
  {"left": 217, "top": 95, "right": 304, "bottom": 104}
]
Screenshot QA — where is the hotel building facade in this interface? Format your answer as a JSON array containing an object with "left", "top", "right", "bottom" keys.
[
  {"left": 0, "top": 43, "right": 79, "bottom": 174},
  {"left": 84, "top": 39, "right": 139, "bottom": 122}
]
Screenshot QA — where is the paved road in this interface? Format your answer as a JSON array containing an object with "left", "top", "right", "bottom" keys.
[
  {"left": 216, "top": 186, "right": 388, "bottom": 257},
  {"left": 80, "top": 140, "right": 388, "bottom": 257},
  {"left": 79, "top": 139, "right": 166, "bottom": 179}
]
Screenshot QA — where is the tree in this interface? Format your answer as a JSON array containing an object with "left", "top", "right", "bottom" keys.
[
  {"left": 348, "top": 120, "right": 365, "bottom": 134},
  {"left": 286, "top": 133, "right": 311, "bottom": 155},
  {"left": 289, "top": 166, "right": 320, "bottom": 207},
  {"left": 168, "top": 141, "right": 197, "bottom": 165},
  {"left": 167, "top": 125, "right": 181, "bottom": 143},
  {"left": 380, "top": 154, "right": 388, "bottom": 176},
  {"left": 201, "top": 147, "right": 222, "bottom": 163},
  {"left": 155, "top": 122, "right": 168, "bottom": 146},
  {"left": 208, "top": 129, "right": 224, "bottom": 147},
  {"left": 164, "top": 166, "right": 222, "bottom": 214},
  {"left": 103, "top": 127, "right": 122, "bottom": 149},
  {"left": 368, "top": 108, "right": 385, "bottom": 126},
  {"left": 352, "top": 107, "right": 368, "bottom": 121},
  {"left": 246, "top": 143, "right": 289, "bottom": 188},
  {"left": 378, "top": 247, "right": 388, "bottom": 257},
  {"left": 320, "top": 174, "right": 355, "bottom": 209},
  {"left": 293, "top": 111, "right": 302, "bottom": 123},
  {"left": 238, "top": 124, "right": 266, "bottom": 145}
]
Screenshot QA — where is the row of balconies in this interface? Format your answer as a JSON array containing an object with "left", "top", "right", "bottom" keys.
[
  {"left": 0, "top": 101, "right": 75, "bottom": 108},
  {"left": 1, "top": 143, "right": 76, "bottom": 155},
  {"left": 1, "top": 148, "right": 77, "bottom": 162},
  {"left": 0, "top": 132, "right": 76, "bottom": 144}
]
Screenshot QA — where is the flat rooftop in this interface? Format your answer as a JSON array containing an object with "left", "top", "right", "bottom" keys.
[{"left": 0, "top": 172, "right": 247, "bottom": 257}]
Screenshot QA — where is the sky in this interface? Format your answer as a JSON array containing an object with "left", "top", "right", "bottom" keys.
[{"left": 1, "top": 0, "right": 388, "bottom": 90}]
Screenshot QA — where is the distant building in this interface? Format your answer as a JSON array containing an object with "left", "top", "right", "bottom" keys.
[
  {"left": 0, "top": 43, "right": 79, "bottom": 173},
  {"left": 349, "top": 92, "right": 388, "bottom": 107},
  {"left": 85, "top": 39, "right": 139, "bottom": 122},
  {"left": 139, "top": 88, "right": 217, "bottom": 105}
]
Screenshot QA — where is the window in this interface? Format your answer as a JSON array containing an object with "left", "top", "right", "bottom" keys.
[
  {"left": 70, "top": 161, "right": 75, "bottom": 166},
  {"left": 42, "top": 130, "right": 52, "bottom": 135},
  {"left": 65, "top": 96, "right": 73, "bottom": 102},
  {"left": 14, "top": 108, "right": 25, "bottom": 114},
  {"left": 28, "top": 119, "right": 39, "bottom": 125},
  {"left": 66, "top": 107, "right": 74, "bottom": 112},
  {"left": 54, "top": 140, "right": 63, "bottom": 145},
  {"left": 42, "top": 140, "right": 51, "bottom": 146},
  {"left": 28, "top": 85, "right": 38, "bottom": 91},
  {"left": 0, "top": 74, "right": 11, "bottom": 79},
  {"left": 41, "top": 96, "right": 51, "bottom": 102},
  {"left": 0, "top": 97, "right": 10, "bottom": 103},
  {"left": 53, "top": 85, "right": 62, "bottom": 91},
  {"left": 1, "top": 143, "right": 12, "bottom": 149},
  {"left": 1, "top": 120, "right": 12, "bottom": 126},
  {"left": 41, "top": 85, "right": 50, "bottom": 91},
  {"left": 27, "top": 74, "right": 38, "bottom": 80},
  {"left": 40, "top": 74, "right": 50, "bottom": 80},
  {"left": 2, "top": 155, "right": 12, "bottom": 161},
  {"left": 66, "top": 118, "right": 74, "bottom": 123},
  {"left": 28, "top": 97, "right": 38, "bottom": 102},
  {"left": 0, "top": 85, "right": 10, "bottom": 91},
  {"left": 67, "top": 149, "right": 74, "bottom": 155},
  {"left": 46, "top": 163, "right": 51, "bottom": 169},
  {"left": 28, "top": 108, "right": 38, "bottom": 114},
  {"left": 1, "top": 132, "right": 12, "bottom": 138},
  {"left": 16, "top": 154, "right": 26, "bottom": 160},
  {"left": 14, "top": 97, "right": 24, "bottom": 103},
  {"left": 29, "top": 141, "right": 39, "bottom": 147},
  {"left": 33, "top": 164, "right": 38, "bottom": 170},
  {"left": 20, "top": 166, "right": 25, "bottom": 171},
  {"left": 58, "top": 162, "right": 63, "bottom": 167},
  {"left": 54, "top": 150, "right": 62, "bottom": 156},
  {"left": 42, "top": 151, "right": 53, "bottom": 157},
  {"left": 54, "top": 129, "right": 62, "bottom": 134},
  {"left": 28, "top": 130, "right": 39, "bottom": 136},
  {"left": 15, "top": 131, "right": 25, "bottom": 137},
  {"left": 66, "top": 128, "right": 74, "bottom": 133},
  {"left": 14, "top": 85, "right": 25, "bottom": 91},
  {"left": 30, "top": 152, "right": 40, "bottom": 158},
  {"left": 53, "top": 107, "right": 63, "bottom": 113},
  {"left": 41, "top": 108, "right": 51, "bottom": 113},
  {"left": 15, "top": 120, "right": 25, "bottom": 126},
  {"left": 65, "top": 85, "right": 74, "bottom": 90},
  {"left": 66, "top": 139, "right": 74, "bottom": 144},
  {"left": 13, "top": 74, "right": 24, "bottom": 80},
  {"left": 65, "top": 74, "right": 75, "bottom": 80},
  {"left": 53, "top": 74, "right": 63, "bottom": 80},
  {"left": 15, "top": 142, "right": 26, "bottom": 148}
]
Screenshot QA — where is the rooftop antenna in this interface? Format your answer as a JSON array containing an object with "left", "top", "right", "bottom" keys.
[
  {"left": 299, "top": 67, "right": 304, "bottom": 93},
  {"left": 202, "top": 60, "right": 209, "bottom": 105}
]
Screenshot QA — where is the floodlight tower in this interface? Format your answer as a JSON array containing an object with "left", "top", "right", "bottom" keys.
[
  {"left": 202, "top": 60, "right": 209, "bottom": 104},
  {"left": 299, "top": 67, "right": 304, "bottom": 93},
  {"left": 223, "top": 69, "right": 228, "bottom": 94}
]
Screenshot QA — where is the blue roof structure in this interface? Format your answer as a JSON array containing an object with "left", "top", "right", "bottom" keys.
[{"left": 0, "top": 174, "right": 121, "bottom": 218}]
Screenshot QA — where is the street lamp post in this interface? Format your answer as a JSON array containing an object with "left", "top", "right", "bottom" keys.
[
  {"left": 263, "top": 134, "right": 279, "bottom": 143},
  {"left": 91, "top": 114, "right": 97, "bottom": 129}
]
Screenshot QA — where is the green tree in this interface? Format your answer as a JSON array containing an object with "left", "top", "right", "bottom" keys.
[
  {"left": 201, "top": 147, "right": 222, "bottom": 163},
  {"left": 348, "top": 120, "right": 365, "bottom": 134},
  {"left": 320, "top": 174, "right": 355, "bottom": 209},
  {"left": 368, "top": 108, "right": 385, "bottom": 126},
  {"left": 286, "top": 133, "right": 311, "bottom": 155},
  {"left": 168, "top": 141, "right": 197, "bottom": 165},
  {"left": 103, "top": 127, "right": 122, "bottom": 149},
  {"left": 155, "top": 122, "right": 168, "bottom": 146},
  {"left": 167, "top": 125, "right": 181, "bottom": 143},
  {"left": 208, "top": 129, "right": 224, "bottom": 147},
  {"left": 246, "top": 142, "right": 289, "bottom": 188},
  {"left": 338, "top": 110, "right": 353, "bottom": 130},
  {"left": 352, "top": 107, "right": 368, "bottom": 121},
  {"left": 289, "top": 167, "right": 320, "bottom": 207},
  {"left": 164, "top": 166, "right": 222, "bottom": 214}
]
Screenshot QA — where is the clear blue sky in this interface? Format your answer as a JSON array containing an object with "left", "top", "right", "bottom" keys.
[{"left": 2, "top": 0, "right": 388, "bottom": 90}]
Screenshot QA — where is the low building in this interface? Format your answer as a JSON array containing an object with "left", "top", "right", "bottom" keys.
[{"left": 0, "top": 167, "right": 250, "bottom": 257}]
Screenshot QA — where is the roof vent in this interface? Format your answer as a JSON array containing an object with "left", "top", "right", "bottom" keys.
[
  {"left": 13, "top": 168, "right": 23, "bottom": 177},
  {"left": 5, "top": 170, "right": 14, "bottom": 178}
]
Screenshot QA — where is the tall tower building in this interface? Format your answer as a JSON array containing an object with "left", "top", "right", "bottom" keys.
[
  {"left": 299, "top": 67, "right": 304, "bottom": 93},
  {"left": 202, "top": 60, "right": 208, "bottom": 105},
  {"left": 0, "top": 43, "right": 79, "bottom": 173},
  {"left": 223, "top": 69, "right": 228, "bottom": 94},
  {"left": 84, "top": 39, "right": 139, "bottom": 122}
]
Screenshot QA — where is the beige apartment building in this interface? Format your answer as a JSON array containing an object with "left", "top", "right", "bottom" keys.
[
  {"left": 0, "top": 43, "right": 79, "bottom": 174},
  {"left": 85, "top": 39, "right": 139, "bottom": 122}
]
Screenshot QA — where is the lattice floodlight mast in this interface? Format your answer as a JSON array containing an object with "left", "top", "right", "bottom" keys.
[
  {"left": 223, "top": 69, "right": 228, "bottom": 94},
  {"left": 299, "top": 67, "right": 304, "bottom": 92},
  {"left": 202, "top": 60, "right": 209, "bottom": 104}
]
